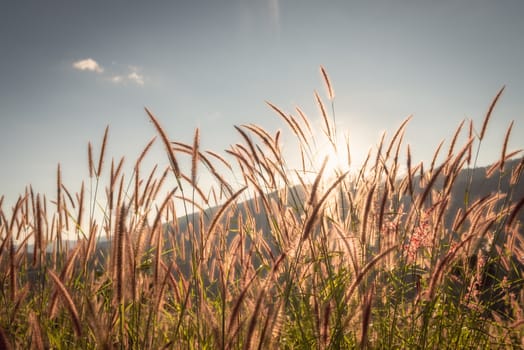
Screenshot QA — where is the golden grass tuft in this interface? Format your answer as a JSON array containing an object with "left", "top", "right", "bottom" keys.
[{"left": 0, "top": 68, "right": 522, "bottom": 349}]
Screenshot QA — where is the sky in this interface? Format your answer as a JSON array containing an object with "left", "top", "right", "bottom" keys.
[{"left": 1, "top": 0, "right": 524, "bottom": 212}]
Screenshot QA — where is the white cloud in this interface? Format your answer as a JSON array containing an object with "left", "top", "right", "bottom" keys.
[
  {"left": 110, "top": 75, "right": 124, "bottom": 84},
  {"left": 109, "top": 66, "right": 145, "bottom": 86},
  {"left": 73, "top": 58, "right": 145, "bottom": 86},
  {"left": 72, "top": 58, "right": 103, "bottom": 73},
  {"left": 127, "top": 72, "right": 144, "bottom": 86}
]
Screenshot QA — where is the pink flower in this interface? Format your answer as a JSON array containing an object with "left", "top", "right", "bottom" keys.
[{"left": 405, "top": 210, "right": 433, "bottom": 262}]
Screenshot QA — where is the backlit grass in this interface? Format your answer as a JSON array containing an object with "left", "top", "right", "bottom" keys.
[{"left": 1, "top": 68, "right": 523, "bottom": 349}]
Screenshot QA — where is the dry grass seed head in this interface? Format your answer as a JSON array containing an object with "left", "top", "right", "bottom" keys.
[
  {"left": 88, "top": 142, "right": 94, "bottom": 178},
  {"left": 506, "top": 195, "right": 524, "bottom": 229},
  {"left": 385, "top": 116, "right": 411, "bottom": 161},
  {"left": 510, "top": 156, "right": 524, "bottom": 185},
  {"left": 360, "top": 184, "right": 376, "bottom": 246},
  {"left": 49, "top": 245, "right": 81, "bottom": 318},
  {"left": 96, "top": 125, "right": 109, "bottom": 177},
  {"left": 486, "top": 150, "right": 523, "bottom": 178},
  {"left": 500, "top": 120, "right": 514, "bottom": 171},
  {"left": 447, "top": 119, "right": 465, "bottom": 160},
  {"left": 48, "top": 269, "right": 82, "bottom": 337},
  {"left": 145, "top": 107, "right": 181, "bottom": 178},
  {"left": 302, "top": 171, "right": 348, "bottom": 242},
  {"left": 29, "top": 311, "right": 45, "bottom": 350},
  {"left": 295, "top": 106, "right": 314, "bottom": 140},
  {"left": 320, "top": 65, "right": 335, "bottom": 100},
  {"left": 314, "top": 91, "right": 332, "bottom": 141},
  {"left": 426, "top": 234, "right": 474, "bottom": 301},
  {"left": 191, "top": 128, "right": 200, "bottom": 186},
  {"left": 480, "top": 86, "right": 505, "bottom": 141}
]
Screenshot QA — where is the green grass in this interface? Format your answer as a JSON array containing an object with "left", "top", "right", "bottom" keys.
[{"left": 1, "top": 68, "right": 523, "bottom": 349}]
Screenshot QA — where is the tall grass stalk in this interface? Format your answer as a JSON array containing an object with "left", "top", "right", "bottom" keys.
[{"left": 0, "top": 69, "right": 523, "bottom": 348}]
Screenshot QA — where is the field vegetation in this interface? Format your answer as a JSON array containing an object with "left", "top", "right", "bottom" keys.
[{"left": 1, "top": 68, "right": 523, "bottom": 349}]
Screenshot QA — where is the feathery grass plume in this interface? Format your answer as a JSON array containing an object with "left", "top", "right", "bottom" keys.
[
  {"left": 243, "top": 285, "right": 267, "bottom": 350},
  {"left": 486, "top": 150, "right": 522, "bottom": 178},
  {"left": 417, "top": 163, "right": 446, "bottom": 209},
  {"left": 87, "top": 142, "right": 94, "bottom": 178},
  {"left": 226, "top": 148, "right": 253, "bottom": 176},
  {"left": 373, "top": 131, "right": 386, "bottom": 172},
  {"left": 136, "top": 136, "right": 156, "bottom": 168},
  {"left": 174, "top": 193, "right": 205, "bottom": 213},
  {"left": 295, "top": 106, "right": 314, "bottom": 139},
  {"left": 234, "top": 125, "right": 262, "bottom": 168},
  {"left": 138, "top": 163, "right": 158, "bottom": 207},
  {"left": 447, "top": 119, "right": 465, "bottom": 159},
  {"left": 426, "top": 234, "right": 474, "bottom": 301},
  {"left": 361, "top": 184, "right": 376, "bottom": 246},
  {"left": 84, "top": 297, "right": 109, "bottom": 349},
  {"left": 286, "top": 113, "right": 310, "bottom": 147},
  {"left": 29, "top": 311, "right": 44, "bottom": 350},
  {"left": 266, "top": 102, "right": 309, "bottom": 150},
  {"left": 452, "top": 195, "right": 490, "bottom": 232},
  {"left": 442, "top": 138, "right": 475, "bottom": 192},
  {"left": 49, "top": 245, "right": 80, "bottom": 318},
  {"left": 506, "top": 195, "right": 524, "bottom": 228},
  {"left": 406, "top": 145, "right": 414, "bottom": 197},
  {"left": 242, "top": 124, "right": 281, "bottom": 163},
  {"left": 385, "top": 115, "right": 412, "bottom": 161},
  {"left": 9, "top": 237, "right": 16, "bottom": 302},
  {"left": 343, "top": 245, "right": 398, "bottom": 314},
  {"left": 227, "top": 273, "right": 258, "bottom": 341},
  {"left": 151, "top": 188, "right": 178, "bottom": 285},
  {"left": 479, "top": 86, "right": 505, "bottom": 141},
  {"left": 266, "top": 100, "right": 289, "bottom": 121},
  {"left": 205, "top": 186, "right": 247, "bottom": 253},
  {"left": 48, "top": 269, "right": 82, "bottom": 337},
  {"left": 134, "top": 159, "right": 140, "bottom": 214},
  {"left": 377, "top": 183, "right": 389, "bottom": 234},
  {"left": 191, "top": 128, "right": 200, "bottom": 186},
  {"left": 307, "top": 156, "right": 329, "bottom": 207},
  {"left": 500, "top": 120, "right": 514, "bottom": 172},
  {"left": 510, "top": 156, "right": 524, "bottom": 185},
  {"left": 145, "top": 107, "right": 181, "bottom": 178},
  {"left": 33, "top": 194, "right": 43, "bottom": 267},
  {"left": 76, "top": 181, "right": 84, "bottom": 232},
  {"left": 96, "top": 125, "right": 109, "bottom": 177},
  {"left": 181, "top": 174, "right": 209, "bottom": 207},
  {"left": 303, "top": 171, "right": 348, "bottom": 242},
  {"left": 56, "top": 163, "right": 62, "bottom": 240},
  {"left": 111, "top": 157, "right": 125, "bottom": 191},
  {"left": 171, "top": 144, "right": 233, "bottom": 195},
  {"left": 320, "top": 302, "right": 331, "bottom": 349},
  {"left": 314, "top": 90, "right": 332, "bottom": 141},
  {"left": 467, "top": 119, "right": 474, "bottom": 165},
  {"left": 205, "top": 149, "right": 233, "bottom": 170},
  {"left": 130, "top": 144, "right": 148, "bottom": 204},
  {"left": 160, "top": 260, "right": 182, "bottom": 304},
  {"left": 61, "top": 183, "right": 74, "bottom": 209},
  {"left": 360, "top": 284, "right": 374, "bottom": 350},
  {"left": 320, "top": 65, "right": 335, "bottom": 101},
  {"left": 428, "top": 139, "right": 445, "bottom": 176},
  {"left": 115, "top": 204, "right": 127, "bottom": 307},
  {"left": 256, "top": 301, "right": 275, "bottom": 350},
  {"left": 275, "top": 129, "right": 282, "bottom": 152}
]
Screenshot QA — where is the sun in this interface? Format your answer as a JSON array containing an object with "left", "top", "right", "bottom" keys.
[{"left": 313, "top": 134, "right": 352, "bottom": 180}]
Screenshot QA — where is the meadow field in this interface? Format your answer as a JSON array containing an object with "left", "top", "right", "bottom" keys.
[{"left": 1, "top": 69, "right": 523, "bottom": 349}]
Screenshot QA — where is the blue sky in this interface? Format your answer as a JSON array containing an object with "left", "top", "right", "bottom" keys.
[{"left": 1, "top": 0, "right": 524, "bottom": 211}]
